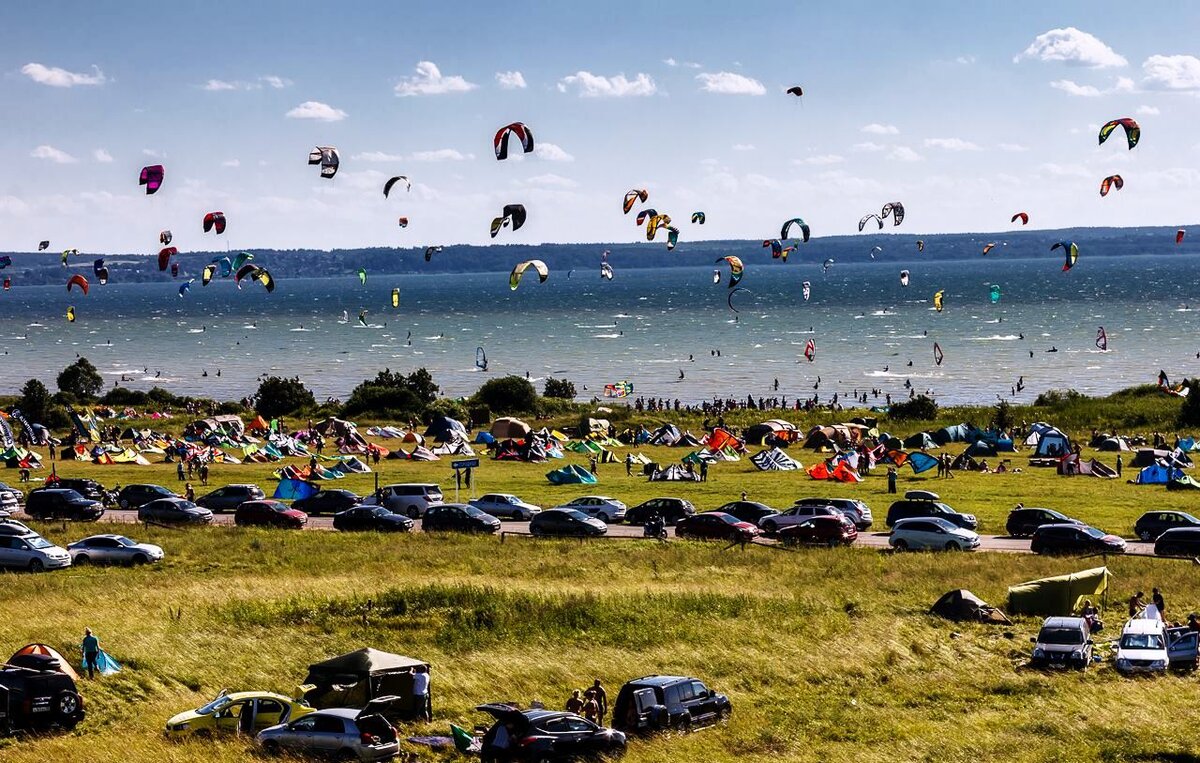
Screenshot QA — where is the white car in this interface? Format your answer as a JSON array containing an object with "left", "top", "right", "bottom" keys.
[
  {"left": 550, "top": 496, "right": 627, "bottom": 523},
  {"left": 469, "top": 493, "right": 542, "bottom": 521},
  {"left": 888, "top": 517, "right": 980, "bottom": 552},
  {"left": 68, "top": 534, "right": 165, "bottom": 565},
  {"left": 361, "top": 483, "right": 444, "bottom": 518},
  {"left": 0, "top": 523, "right": 72, "bottom": 572},
  {"left": 1115, "top": 618, "right": 1169, "bottom": 675}
]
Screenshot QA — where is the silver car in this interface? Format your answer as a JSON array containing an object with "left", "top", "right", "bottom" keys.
[
  {"left": 469, "top": 493, "right": 542, "bottom": 521},
  {"left": 0, "top": 524, "right": 72, "bottom": 572},
  {"left": 550, "top": 496, "right": 627, "bottom": 523},
  {"left": 68, "top": 534, "right": 164, "bottom": 565},
  {"left": 258, "top": 707, "right": 399, "bottom": 762}
]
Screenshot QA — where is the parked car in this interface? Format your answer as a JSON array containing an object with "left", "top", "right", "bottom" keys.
[
  {"left": 1167, "top": 627, "right": 1200, "bottom": 671},
  {"left": 0, "top": 523, "right": 72, "bottom": 572},
  {"left": 292, "top": 489, "right": 361, "bottom": 516},
  {"left": 1133, "top": 511, "right": 1200, "bottom": 542},
  {"left": 777, "top": 515, "right": 858, "bottom": 547},
  {"left": 0, "top": 662, "right": 85, "bottom": 734},
  {"left": 469, "top": 493, "right": 542, "bottom": 521},
  {"left": 361, "top": 483, "right": 444, "bottom": 518},
  {"left": 709, "top": 501, "right": 778, "bottom": 526},
  {"left": 235, "top": 500, "right": 307, "bottom": 529},
  {"left": 0, "top": 481, "right": 23, "bottom": 508},
  {"left": 612, "top": 675, "right": 731, "bottom": 733},
  {"left": 24, "top": 489, "right": 104, "bottom": 521},
  {"left": 43, "top": 478, "right": 106, "bottom": 504},
  {"left": 551, "top": 496, "right": 627, "bottom": 524},
  {"left": 885, "top": 495, "right": 977, "bottom": 530},
  {"left": 257, "top": 706, "right": 399, "bottom": 762},
  {"left": 117, "top": 484, "right": 179, "bottom": 509},
  {"left": 758, "top": 503, "right": 839, "bottom": 534},
  {"left": 1005, "top": 507, "right": 1083, "bottom": 538},
  {"left": 888, "top": 517, "right": 980, "bottom": 552},
  {"left": 530, "top": 508, "right": 607, "bottom": 537},
  {"left": 1030, "top": 524, "right": 1126, "bottom": 556},
  {"left": 195, "top": 484, "right": 266, "bottom": 513},
  {"left": 422, "top": 503, "right": 501, "bottom": 534},
  {"left": 67, "top": 534, "right": 164, "bottom": 565},
  {"left": 477, "top": 703, "right": 627, "bottom": 761},
  {"left": 137, "top": 498, "right": 214, "bottom": 525},
  {"left": 675, "top": 512, "right": 759, "bottom": 543},
  {"left": 332, "top": 506, "right": 414, "bottom": 533},
  {"left": 1115, "top": 618, "right": 1169, "bottom": 675},
  {"left": 1154, "top": 527, "right": 1200, "bottom": 557},
  {"left": 624, "top": 498, "right": 694, "bottom": 526},
  {"left": 1029, "top": 617, "right": 1093, "bottom": 669},
  {"left": 792, "top": 497, "right": 873, "bottom": 530},
  {"left": 165, "top": 690, "right": 316, "bottom": 738}
]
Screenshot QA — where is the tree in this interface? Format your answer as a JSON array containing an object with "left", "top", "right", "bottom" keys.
[
  {"left": 254, "top": 376, "right": 315, "bottom": 419},
  {"left": 888, "top": 394, "right": 938, "bottom": 421},
  {"left": 543, "top": 377, "right": 576, "bottom": 399},
  {"left": 474, "top": 376, "right": 537, "bottom": 415},
  {"left": 1179, "top": 380, "right": 1200, "bottom": 427},
  {"left": 56, "top": 357, "right": 104, "bottom": 399},
  {"left": 18, "top": 379, "right": 51, "bottom": 423},
  {"left": 342, "top": 368, "right": 439, "bottom": 419},
  {"left": 991, "top": 399, "right": 1013, "bottom": 432}
]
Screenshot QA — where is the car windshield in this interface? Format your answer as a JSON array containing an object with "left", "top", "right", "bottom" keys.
[
  {"left": 562, "top": 509, "right": 590, "bottom": 521},
  {"left": 267, "top": 503, "right": 289, "bottom": 512},
  {"left": 1039, "top": 627, "right": 1085, "bottom": 645},
  {"left": 114, "top": 536, "right": 135, "bottom": 546},
  {"left": 931, "top": 503, "right": 955, "bottom": 514},
  {"left": 370, "top": 508, "right": 391, "bottom": 517},
  {"left": 170, "top": 501, "right": 198, "bottom": 511},
  {"left": 715, "top": 513, "right": 738, "bottom": 525},
  {"left": 463, "top": 506, "right": 487, "bottom": 518},
  {"left": 197, "top": 696, "right": 232, "bottom": 715},
  {"left": 27, "top": 537, "right": 54, "bottom": 550},
  {"left": 1082, "top": 526, "right": 1106, "bottom": 539},
  {"left": 1120, "top": 633, "right": 1165, "bottom": 650}
]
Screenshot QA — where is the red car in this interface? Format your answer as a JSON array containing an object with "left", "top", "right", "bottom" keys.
[
  {"left": 234, "top": 500, "right": 307, "bottom": 529},
  {"left": 777, "top": 515, "right": 857, "bottom": 547},
  {"left": 675, "top": 512, "right": 760, "bottom": 543}
]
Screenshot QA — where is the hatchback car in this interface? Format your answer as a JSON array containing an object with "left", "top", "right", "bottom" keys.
[
  {"left": 138, "top": 498, "right": 213, "bottom": 525},
  {"left": 0, "top": 662, "right": 85, "bottom": 733},
  {"left": 470, "top": 493, "right": 542, "bottom": 521},
  {"left": 551, "top": 496, "right": 627, "bottom": 524},
  {"left": 612, "top": 675, "right": 731, "bottom": 733},
  {"left": 68, "top": 534, "right": 164, "bottom": 565},
  {"left": 624, "top": 498, "right": 694, "bottom": 526},
  {"left": 195, "top": 484, "right": 266, "bottom": 513},
  {"left": 477, "top": 703, "right": 627, "bottom": 761},
  {"left": 758, "top": 503, "right": 840, "bottom": 534},
  {"left": 165, "top": 690, "right": 316, "bottom": 738},
  {"left": 1154, "top": 527, "right": 1200, "bottom": 557},
  {"left": 422, "top": 503, "right": 501, "bottom": 534},
  {"left": 888, "top": 517, "right": 980, "bottom": 551},
  {"left": 1115, "top": 618, "right": 1169, "bottom": 675},
  {"left": 676, "top": 512, "right": 759, "bottom": 543},
  {"left": 1029, "top": 616, "right": 1093, "bottom": 670},
  {"left": 24, "top": 488, "right": 105, "bottom": 521},
  {"left": 885, "top": 497, "right": 978, "bottom": 530},
  {"left": 257, "top": 707, "right": 399, "bottom": 762},
  {"left": 0, "top": 526, "right": 72, "bottom": 572},
  {"left": 1133, "top": 511, "right": 1200, "bottom": 542},
  {"left": 530, "top": 508, "right": 607, "bottom": 537},
  {"left": 293, "top": 489, "right": 361, "bottom": 516},
  {"left": 1030, "top": 524, "right": 1126, "bottom": 556},
  {"left": 792, "top": 497, "right": 873, "bottom": 530},
  {"left": 332, "top": 506, "right": 414, "bottom": 533},
  {"left": 361, "top": 483, "right": 444, "bottom": 518},
  {"left": 777, "top": 515, "right": 858, "bottom": 547},
  {"left": 1006, "top": 507, "right": 1083, "bottom": 538},
  {"left": 117, "top": 484, "right": 179, "bottom": 509},
  {"left": 235, "top": 501, "right": 307, "bottom": 529},
  {"left": 710, "top": 501, "right": 778, "bottom": 526}
]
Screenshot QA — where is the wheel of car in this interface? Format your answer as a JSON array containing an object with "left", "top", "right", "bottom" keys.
[
  {"left": 827, "top": 539, "right": 840, "bottom": 548},
  {"left": 893, "top": 539, "right": 909, "bottom": 551},
  {"left": 718, "top": 705, "right": 732, "bottom": 721},
  {"left": 597, "top": 512, "right": 610, "bottom": 523},
  {"left": 132, "top": 554, "right": 149, "bottom": 565},
  {"left": 28, "top": 558, "right": 44, "bottom": 572},
  {"left": 262, "top": 740, "right": 280, "bottom": 754},
  {"left": 1139, "top": 530, "right": 1154, "bottom": 542},
  {"left": 944, "top": 541, "right": 961, "bottom": 551},
  {"left": 678, "top": 715, "right": 692, "bottom": 733},
  {"left": 762, "top": 520, "right": 778, "bottom": 533},
  {"left": 56, "top": 691, "right": 80, "bottom": 719},
  {"left": 73, "top": 554, "right": 89, "bottom": 565},
  {"left": 119, "top": 498, "right": 130, "bottom": 509},
  {"left": 407, "top": 506, "right": 420, "bottom": 519}
]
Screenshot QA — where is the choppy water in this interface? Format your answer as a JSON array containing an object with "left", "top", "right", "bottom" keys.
[{"left": 2, "top": 255, "right": 1198, "bottom": 406}]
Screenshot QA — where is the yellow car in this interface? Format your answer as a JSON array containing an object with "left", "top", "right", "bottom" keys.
[{"left": 165, "top": 690, "right": 315, "bottom": 737}]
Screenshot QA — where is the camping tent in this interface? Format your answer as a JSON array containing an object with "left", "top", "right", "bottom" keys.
[
  {"left": 7, "top": 644, "right": 80, "bottom": 679},
  {"left": 750, "top": 448, "right": 802, "bottom": 471},
  {"left": 743, "top": 420, "right": 798, "bottom": 446},
  {"left": 1132, "top": 464, "right": 1185, "bottom": 485},
  {"left": 302, "top": 648, "right": 429, "bottom": 720},
  {"left": 424, "top": 416, "right": 468, "bottom": 443},
  {"left": 964, "top": 440, "right": 998, "bottom": 458},
  {"left": 273, "top": 478, "right": 318, "bottom": 501},
  {"left": 1030, "top": 426, "right": 1072, "bottom": 459},
  {"left": 1007, "top": 567, "right": 1111, "bottom": 617},
  {"left": 902, "top": 432, "right": 937, "bottom": 450},
  {"left": 1095, "top": 436, "right": 1131, "bottom": 452},
  {"left": 1057, "top": 455, "right": 1118, "bottom": 478},
  {"left": 930, "top": 590, "right": 1011, "bottom": 625},
  {"left": 546, "top": 464, "right": 597, "bottom": 485},
  {"left": 490, "top": 417, "right": 531, "bottom": 440}
]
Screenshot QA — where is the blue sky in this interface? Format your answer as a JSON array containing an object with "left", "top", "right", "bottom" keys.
[{"left": 5, "top": 1, "right": 1200, "bottom": 252}]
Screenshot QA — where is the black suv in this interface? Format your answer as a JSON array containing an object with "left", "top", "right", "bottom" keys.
[
  {"left": 613, "top": 675, "right": 730, "bottom": 733},
  {"left": 195, "top": 484, "right": 266, "bottom": 513},
  {"left": 1006, "top": 507, "right": 1082, "bottom": 538},
  {"left": 1133, "top": 511, "right": 1200, "bottom": 542},
  {"left": 1030, "top": 524, "right": 1127, "bottom": 555},
  {"left": 24, "top": 489, "right": 105, "bottom": 521},
  {"left": 44, "top": 478, "right": 108, "bottom": 505},
  {"left": 885, "top": 497, "right": 977, "bottom": 530},
  {"left": 0, "top": 661, "right": 85, "bottom": 734},
  {"left": 625, "top": 498, "right": 696, "bottom": 526},
  {"left": 116, "top": 484, "right": 178, "bottom": 509}
]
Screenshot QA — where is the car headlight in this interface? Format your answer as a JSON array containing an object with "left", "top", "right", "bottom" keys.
[
  {"left": 1071, "top": 650, "right": 1084, "bottom": 659},
  {"left": 172, "top": 722, "right": 189, "bottom": 731},
  {"left": 1151, "top": 659, "right": 1168, "bottom": 669},
  {"left": 1116, "top": 658, "right": 1131, "bottom": 668},
  {"left": 1032, "top": 648, "right": 1045, "bottom": 658}
]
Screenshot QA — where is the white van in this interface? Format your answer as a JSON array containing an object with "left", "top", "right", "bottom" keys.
[
  {"left": 1115, "top": 618, "right": 1169, "bottom": 675},
  {"left": 362, "top": 484, "right": 444, "bottom": 518}
]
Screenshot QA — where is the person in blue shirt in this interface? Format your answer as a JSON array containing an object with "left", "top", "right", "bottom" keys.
[{"left": 81, "top": 628, "right": 100, "bottom": 679}]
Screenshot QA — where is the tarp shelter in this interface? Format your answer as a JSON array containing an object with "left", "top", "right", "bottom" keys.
[
  {"left": 491, "top": 417, "right": 531, "bottom": 440},
  {"left": 1133, "top": 464, "right": 1185, "bottom": 485},
  {"left": 1057, "top": 455, "right": 1118, "bottom": 478},
  {"left": 546, "top": 464, "right": 597, "bottom": 485},
  {"left": 903, "top": 432, "right": 937, "bottom": 450},
  {"left": 1131, "top": 448, "right": 1193, "bottom": 469},
  {"left": 649, "top": 464, "right": 701, "bottom": 482},
  {"left": 303, "top": 648, "right": 429, "bottom": 721},
  {"left": 906, "top": 452, "right": 939, "bottom": 474},
  {"left": 274, "top": 479, "right": 319, "bottom": 501},
  {"left": 964, "top": 440, "right": 998, "bottom": 458},
  {"left": 1167, "top": 476, "right": 1200, "bottom": 491},
  {"left": 1007, "top": 567, "right": 1111, "bottom": 617},
  {"left": 8, "top": 644, "right": 79, "bottom": 679},
  {"left": 750, "top": 448, "right": 802, "bottom": 471},
  {"left": 424, "top": 416, "right": 468, "bottom": 443},
  {"left": 930, "top": 590, "right": 1011, "bottom": 625}
]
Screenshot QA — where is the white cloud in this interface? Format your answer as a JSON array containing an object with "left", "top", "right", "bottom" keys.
[
  {"left": 285, "top": 101, "right": 347, "bottom": 122},
  {"left": 352, "top": 151, "right": 406, "bottom": 162},
  {"left": 1040, "top": 162, "right": 1089, "bottom": 179},
  {"left": 221, "top": 159, "right": 240, "bottom": 168},
  {"left": 393, "top": 61, "right": 477, "bottom": 96},
  {"left": 30, "top": 145, "right": 77, "bottom": 164},
  {"left": 1015, "top": 27, "right": 1127, "bottom": 68},
  {"left": 955, "top": 55, "right": 977, "bottom": 65},
  {"left": 557, "top": 71, "right": 656, "bottom": 97},
  {"left": 794, "top": 154, "right": 844, "bottom": 166},
  {"left": 998, "top": 143, "right": 1028, "bottom": 152},
  {"left": 664, "top": 58, "right": 678, "bottom": 67},
  {"left": 731, "top": 144, "right": 756, "bottom": 151},
  {"left": 203, "top": 79, "right": 240, "bottom": 91},
  {"left": 409, "top": 149, "right": 473, "bottom": 162},
  {"left": 924, "top": 137, "right": 981, "bottom": 151},
  {"left": 887, "top": 146, "right": 922, "bottom": 162},
  {"left": 495, "top": 70, "right": 527, "bottom": 90},
  {"left": 534, "top": 143, "right": 574, "bottom": 162},
  {"left": 852, "top": 142, "right": 886, "bottom": 152},
  {"left": 261, "top": 75, "right": 291, "bottom": 89},
  {"left": 518, "top": 173, "right": 578, "bottom": 189},
  {"left": 1050, "top": 79, "right": 1102, "bottom": 97},
  {"left": 695, "top": 71, "right": 766, "bottom": 95},
  {"left": 142, "top": 148, "right": 163, "bottom": 158},
  {"left": 92, "top": 149, "right": 113, "bottom": 163},
  {"left": 21, "top": 62, "right": 106, "bottom": 88},
  {"left": 1137, "top": 104, "right": 1161, "bottom": 115},
  {"left": 1142, "top": 54, "right": 1200, "bottom": 91},
  {"left": 204, "top": 75, "right": 292, "bottom": 91},
  {"left": 861, "top": 123, "right": 899, "bottom": 135}
]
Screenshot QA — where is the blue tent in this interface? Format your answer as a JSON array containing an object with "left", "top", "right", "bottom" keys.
[
  {"left": 1133, "top": 464, "right": 1185, "bottom": 485},
  {"left": 904, "top": 432, "right": 938, "bottom": 450},
  {"left": 425, "top": 416, "right": 468, "bottom": 442},
  {"left": 964, "top": 440, "right": 998, "bottom": 458},
  {"left": 273, "top": 478, "right": 319, "bottom": 500},
  {"left": 907, "top": 452, "right": 939, "bottom": 474},
  {"left": 474, "top": 431, "right": 496, "bottom": 446},
  {"left": 546, "top": 464, "right": 597, "bottom": 485}
]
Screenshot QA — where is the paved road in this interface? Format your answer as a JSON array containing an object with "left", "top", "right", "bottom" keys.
[{"left": 89, "top": 509, "right": 1159, "bottom": 556}]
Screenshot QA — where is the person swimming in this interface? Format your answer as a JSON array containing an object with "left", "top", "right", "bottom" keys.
[{"left": 1047, "top": 346, "right": 1058, "bottom": 353}]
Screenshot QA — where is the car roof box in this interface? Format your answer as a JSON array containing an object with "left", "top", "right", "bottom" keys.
[{"left": 905, "top": 490, "right": 939, "bottom": 501}]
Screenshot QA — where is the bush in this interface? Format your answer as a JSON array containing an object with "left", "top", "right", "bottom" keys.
[
  {"left": 888, "top": 395, "right": 938, "bottom": 421},
  {"left": 543, "top": 377, "right": 576, "bottom": 399},
  {"left": 425, "top": 398, "right": 468, "bottom": 424},
  {"left": 254, "top": 376, "right": 316, "bottom": 419},
  {"left": 473, "top": 376, "right": 537, "bottom": 415},
  {"left": 342, "top": 386, "right": 423, "bottom": 420},
  {"left": 1033, "top": 389, "right": 1087, "bottom": 407},
  {"left": 1179, "top": 380, "right": 1200, "bottom": 427},
  {"left": 43, "top": 405, "right": 72, "bottom": 431},
  {"left": 991, "top": 400, "right": 1013, "bottom": 432},
  {"left": 56, "top": 357, "right": 104, "bottom": 400},
  {"left": 468, "top": 405, "right": 492, "bottom": 429},
  {"left": 17, "top": 379, "right": 51, "bottom": 423}
]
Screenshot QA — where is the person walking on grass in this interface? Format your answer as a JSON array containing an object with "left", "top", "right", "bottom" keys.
[
  {"left": 199, "top": 461, "right": 209, "bottom": 486},
  {"left": 81, "top": 628, "right": 100, "bottom": 679},
  {"left": 591, "top": 679, "right": 608, "bottom": 724},
  {"left": 625, "top": 453, "right": 634, "bottom": 476},
  {"left": 184, "top": 482, "right": 195, "bottom": 502},
  {"left": 887, "top": 466, "right": 897, "bottom": 494},
  {"left": 699, "top": 460, "right": 708, "bottom": 482}
]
